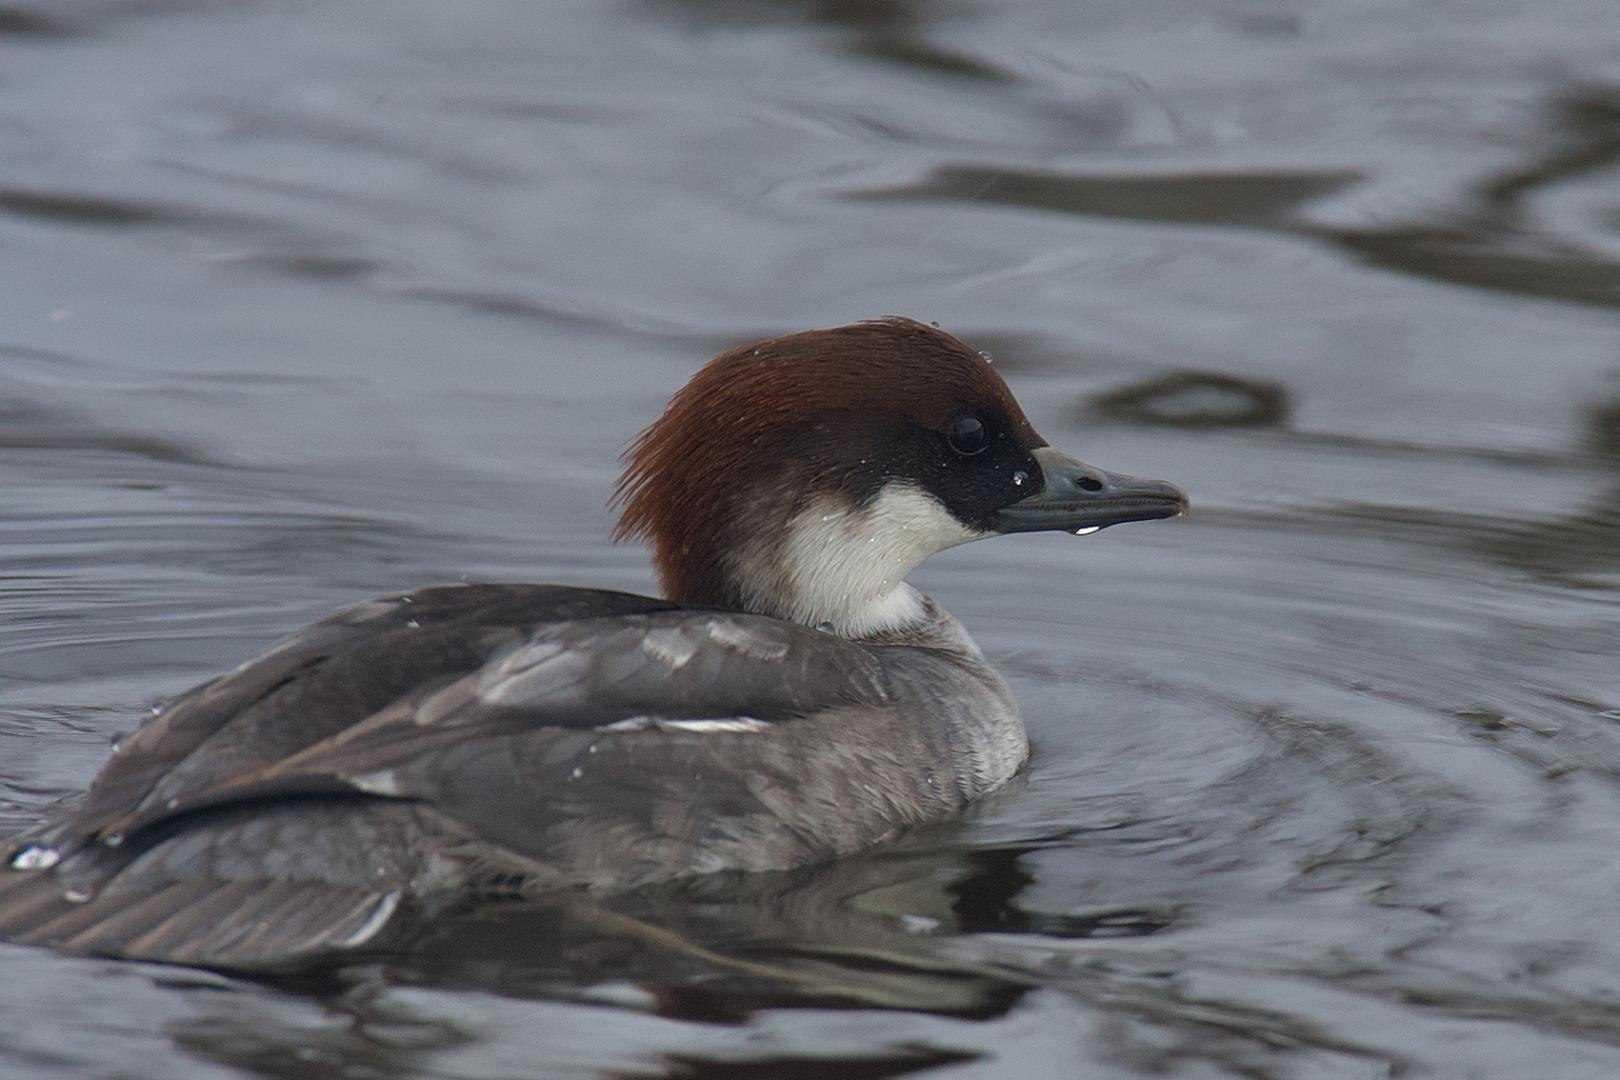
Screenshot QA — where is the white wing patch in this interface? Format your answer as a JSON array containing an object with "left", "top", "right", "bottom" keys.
[
  {"left": 640, "top": 626, "right": 700, "bottom": 669},
  {"left": 475, "top": 614, "right": 803, "bottom": 712},
  {"left": 705, "top": 617, "right": 790, "bottom": 660},
  {"left": 476, "top": 638, "right": 586, "bottom": 707},
  {"left": 658, "top": 717, "right": 771, "bottom": 733},
  {"left": 337, "top": 891, "right": 402, "bottom": 947},
  {"left": 8, "top": 845, "right": 61, "bottom": 870},
  {"left": 349, "top": 768, "right": 403, "bottom": 796},
  {"left": 597, "top": 716, "right": 770, "bottom": 734}
]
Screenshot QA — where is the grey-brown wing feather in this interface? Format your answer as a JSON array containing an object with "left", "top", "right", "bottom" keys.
[
  {"left": 375, "top": 701, "right": 967, "bottom": 891},
  {"left": 0, "top": 588, "right": 993, "bottom": 965},
  {"left": 30, "top": 584, "right": 684, "bottom": 853},
  {"left": 0, "top": 798, "right": 485, "bottom": 968},
  {"left": 88, "top": 608, "right": 892, "bottom": 843}
]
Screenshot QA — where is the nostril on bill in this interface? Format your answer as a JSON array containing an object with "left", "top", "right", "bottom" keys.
[{"left": 1076, "top": 475, "right": 1103, "bottom": 492}]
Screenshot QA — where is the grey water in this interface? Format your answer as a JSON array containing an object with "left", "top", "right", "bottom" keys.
[{"left": 2, "top": 1, "right": 1619, "bottom": 1076}]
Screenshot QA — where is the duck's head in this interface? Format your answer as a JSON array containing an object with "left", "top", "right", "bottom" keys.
[{"left": 614, "top": 318, "right": 1186, "bottom": 638}]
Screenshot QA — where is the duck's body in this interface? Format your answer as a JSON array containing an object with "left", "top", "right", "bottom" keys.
[{"left": 0, "top": 319, "right": 1183, "bottom": 968}]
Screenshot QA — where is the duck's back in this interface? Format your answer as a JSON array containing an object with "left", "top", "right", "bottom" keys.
[{"left": 0, "top": 583, "right": 1012, "bottom": 968}]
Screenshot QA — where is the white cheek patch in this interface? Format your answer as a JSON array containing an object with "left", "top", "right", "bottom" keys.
[
  {"left": 861, "top": 483, "right": 990, "bottom": 557},
  {"left": 743, "top": 482, "right": 990, "bottom": 638}
]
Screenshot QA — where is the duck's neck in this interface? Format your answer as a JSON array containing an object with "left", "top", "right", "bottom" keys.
[{"left": 716, "top": 484, "right": 987, "bottom": 640}]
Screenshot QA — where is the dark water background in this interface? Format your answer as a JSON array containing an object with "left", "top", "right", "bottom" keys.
[{"left": 3, "top": 1, "right": 1619, "bottom": 1077}]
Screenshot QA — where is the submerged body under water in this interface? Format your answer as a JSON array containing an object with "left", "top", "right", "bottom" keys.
[{"left": 3, "top": 1, "right": 1620, "bottom": 1077}]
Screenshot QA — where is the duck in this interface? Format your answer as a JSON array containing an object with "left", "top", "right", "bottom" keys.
[{"left": 0, "top": 318, "right": 1186, "bottom": 968}]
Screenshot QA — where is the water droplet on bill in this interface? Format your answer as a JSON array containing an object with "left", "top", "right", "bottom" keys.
[{"left": 1071, "top": 526, "right": 1101, "bottom": 536}]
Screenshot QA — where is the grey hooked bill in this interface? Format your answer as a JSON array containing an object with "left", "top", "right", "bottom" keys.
[{"left": 993, "top": 446, "right": 1189, "bottom": 535}]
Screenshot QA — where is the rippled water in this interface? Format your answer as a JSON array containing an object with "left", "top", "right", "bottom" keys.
[{"left": 3, "top": 1, "right": 1619, "bottom": 1076}]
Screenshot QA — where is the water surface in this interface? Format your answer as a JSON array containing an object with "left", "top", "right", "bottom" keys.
[{"left": 3, "top": 1, "right": 1619, "bottom": 1077}]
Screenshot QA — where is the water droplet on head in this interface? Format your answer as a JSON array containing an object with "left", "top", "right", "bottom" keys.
[
  {"left": 978, "top": 350, "right": 994, "bottom": 364},
  {"left": 929, "top": 321, "right": 940, "bottom": 328},
  {"left": 101, "top": 833, "right": 124, "bottom": 848},
  {"left": 1011, "top": 470, "right": 1028, "bottom": 487},
  {"left": 1071, "top": 526, "right": 1101, "bottom": 536},
  {"left": 9, "top": 845, "right": 61, "bottom": 870},
  {"left": 405, "top": 619, "right": 420, "bottom": 629},
  {"left": 63, "top": 886, "right": 91, "bottom": 904},
  {"left": 815, "top": 621, "right": 835, "bottom": 634}
]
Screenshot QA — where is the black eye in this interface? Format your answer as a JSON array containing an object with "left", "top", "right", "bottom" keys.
[{"left": 945, "top": 414, "right": 988, "bottom": 456}]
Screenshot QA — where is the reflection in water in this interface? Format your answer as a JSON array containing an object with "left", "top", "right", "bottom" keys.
[
  {"left": 4, "top": 0, "right": 1620, "bottom": 1076},
  {"left": 1300, "top": 84, "right": 1620, "bottom": 309},
  {"left": 643, "top": 0, "right": 970, "bottom": 32},
  {"left": 1483, "top": 496, "right": 1620, "bottom": 582},
  {"left": 651, "top": 1049, "right": 978, "bottom": 1079},
  {"left": 1091, "top": 372, "right": 1290, "bottom": 429},
  {"left": 0, "top": 6, "right": 82, "bottom": 38},
  {"left": 860, "top": 82, "right": 1620, "bottom": 310},
  {"left": 158, "top": 849, "right": 1042, "bottom": 1078},
  {"left": 0, "top": 393, "right": 215, "bottom": 465},
  {"left": 1325, "top": 225, "right": 1620, "bottom": 309},
  {"left": 1477, "top": 85, "right": 1620, "bottom": 213},
  {"left": 0, "top": 188, "right": 189, "bottom": 228},
  {"left": 370, "top": 846, "right": 1052, "bottom": 1019},
  {"left": 859, "top": 166, "right": 1364, "bottom": 228},
  {"left": 1593, "top": 398, "right": 1620, "bottom": 459}
]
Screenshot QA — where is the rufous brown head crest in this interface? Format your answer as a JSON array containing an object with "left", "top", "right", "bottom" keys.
[{"left": 613, "top": 318, "right": 1044, "bottom": 607}]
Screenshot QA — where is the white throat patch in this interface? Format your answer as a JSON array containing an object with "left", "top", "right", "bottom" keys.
[{"left": 731, "top": 482, "right": 989, "bottom": 638}]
